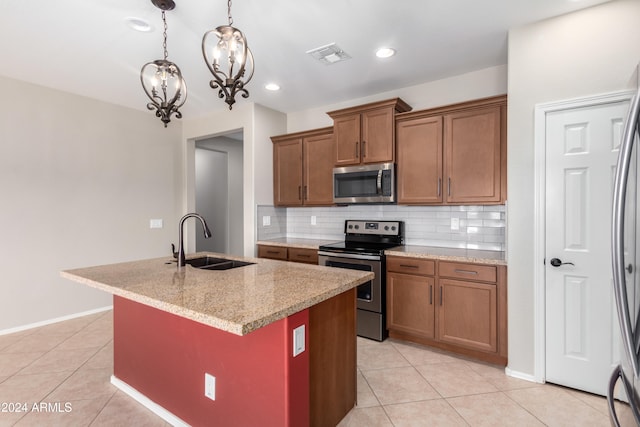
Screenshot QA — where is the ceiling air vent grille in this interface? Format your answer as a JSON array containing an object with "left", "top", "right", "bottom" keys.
[{"left": 306, "top": 43, "right": 351, "bottom": 65}]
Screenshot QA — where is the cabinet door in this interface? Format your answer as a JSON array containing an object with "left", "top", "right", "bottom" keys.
[
  {"left": 444, "top": 106, "right": 501, "bottom": 204},
  {"left": 387, "top": 272, "right": 435, "bottom": 339},
  {"left": 362, "top": 107, "right": 395, "bottom": 164},
  {"left": 334, "top": 114, "right": 361, "bottom": 166},
  {"left": 273, "top": 138, "right": 303, "bottom": 206},
  {"left": 303, "top": 133, "right": 335, "bottom": 205},
  {"left": 437, "top": 278, "right": 497, "bottom": 352},
  {"left": 396, "top": 116, "right": 443, "bottom": 204}
]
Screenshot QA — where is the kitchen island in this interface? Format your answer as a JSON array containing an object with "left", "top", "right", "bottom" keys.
[{"left": 61, "top": 253, "right": 373, "bottom": 427}]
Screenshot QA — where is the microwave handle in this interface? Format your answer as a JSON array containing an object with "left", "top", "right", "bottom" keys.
[{"left": 376, "top": 170, "right": 383, "bottom": 194}]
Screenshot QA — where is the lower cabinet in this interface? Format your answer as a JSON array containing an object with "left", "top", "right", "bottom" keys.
[
  {"left": 387, "top": 256, "right": 507, "bottom": 365},
  {"left": 257, "top": 244, "right": 319, "bottom": 265}
]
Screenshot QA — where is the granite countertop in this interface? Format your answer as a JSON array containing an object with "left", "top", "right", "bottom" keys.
[
  {"left": 385, "top": 246, "right": 507, "bottom": 266},
  {"left": 61, "top": 253, "right": 372, "bottom": 336},
  {"left": 256, "top": 238, "right": 338, "bottom": 249}
]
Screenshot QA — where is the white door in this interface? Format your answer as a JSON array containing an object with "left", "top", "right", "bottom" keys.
[{"left": 545, "top": 99, "right": 629, "bottom": 395}]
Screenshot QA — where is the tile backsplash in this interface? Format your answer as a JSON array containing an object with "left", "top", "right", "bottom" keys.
[{"left": 257, "top": 204, "right": 506, "bottom": 251}]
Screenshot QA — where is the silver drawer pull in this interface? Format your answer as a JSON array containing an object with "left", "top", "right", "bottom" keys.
[{"left": 454, "top": 269, "right": 478, "bottom": 275}]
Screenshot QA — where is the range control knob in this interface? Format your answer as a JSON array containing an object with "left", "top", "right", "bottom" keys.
[
  {"left": 354, "top": 225, "right": 359, "bottom": 229},
  {"left": 391, "top": 226, "right": 396, "bottom": 231},
  {"left": 348, "top": 225, "right": 353, "bottom": 229},
  {"left": 384, "top": 226, "right": 389, "bottom": 231}
]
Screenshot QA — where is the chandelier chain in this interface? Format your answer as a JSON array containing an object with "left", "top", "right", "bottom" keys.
[
  {"left": 227, "top": 0, "right": 233, "bottom": 25},
  {"left": 162, "top": 10, "right": 168, "bottom": 60}
]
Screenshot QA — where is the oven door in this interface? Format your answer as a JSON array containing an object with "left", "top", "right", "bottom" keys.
[{"left": 318, "top": 253, "right": 382, "bottom": 312}]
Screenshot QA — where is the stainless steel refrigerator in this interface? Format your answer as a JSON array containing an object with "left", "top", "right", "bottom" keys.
[{"left": 610, "top": 86, "right": 640, "bottom": 426}]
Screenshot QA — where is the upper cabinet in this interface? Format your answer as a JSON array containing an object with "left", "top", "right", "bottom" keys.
[
  {"left": 328, "top": 98, "right": 411, "bottom": 166},
  {"left": 271, "top": 127, "right": 335, "bottom": 207},
  {"left": 396, "top": 95, "right": 507, "bottom": 205}
]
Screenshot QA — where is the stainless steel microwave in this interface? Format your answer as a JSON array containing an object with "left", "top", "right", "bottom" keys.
[{"left": 333, "top": 163, "right": 395, "bottom": 204}]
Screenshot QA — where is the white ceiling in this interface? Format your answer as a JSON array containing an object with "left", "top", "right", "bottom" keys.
[{"left": 0, "top": 0, "right": 611, "bottom": 119}]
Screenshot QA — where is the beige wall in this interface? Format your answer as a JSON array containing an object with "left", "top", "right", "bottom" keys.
[
  {"left": 0, "top": 75, "right": 182, "bottom": 331},
  {"left": 507, "top": 0, "right": 640, "bottom": 376},
  {"left": 181, "top": 103, "right": 286, "bottom": 257},
  {"left": 286, "top": 65, "right": 508, "bottom": 132}
]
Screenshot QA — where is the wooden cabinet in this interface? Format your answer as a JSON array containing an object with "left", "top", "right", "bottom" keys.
[
  {"left": 387, "top": 256, "right": 507, "bottom": 365},
  {"left": 396, "top": 116, "right": 443, "bottom": 204},
  {"left": 328, "top": 98, "right": 411, "bottom": 166},
  {"left": 257, "top": 245, "right": 287, "bottom": 260},
  {"left": 395, "top": 95, "right": 506, "bottom": 205},
  {"left": 387, "top": 258, "right": 436, "bottom": 339},
  {"left": 257, "top": 244, "right": 318, "bottom": 265},
  {"left": 271, "top": 127, "right": 334, "bottom": 207}
]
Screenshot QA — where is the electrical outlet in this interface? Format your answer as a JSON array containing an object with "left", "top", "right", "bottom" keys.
[
  {"left": 262, "top": 216, "right": 271, "bottom": 226},
  {"left": 149, "top": 219, "right": 163, "bottom": 229},
  {"left": 204, "top": 373, "right": 216, "bottom": 401},
  {"left": 451, "top": 217, "right": 460, "bottom": 231},
  {"left": 311, "top": 216, "right": 317, "bottom": 226},
  {"left": 293, "top": 325, "right": 305, "bottom": 357}
]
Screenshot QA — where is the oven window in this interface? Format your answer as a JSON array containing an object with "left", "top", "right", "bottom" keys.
[{"left": 325, "top": 260, "right": 374, "bottom": 302}]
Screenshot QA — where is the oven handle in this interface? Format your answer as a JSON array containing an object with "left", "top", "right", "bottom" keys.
[
  {"left": 318, "top": 251, "right": 382, "bottom": 261},
  {"left": 376, "top": 170, "right": 383, "bottom": 195}
]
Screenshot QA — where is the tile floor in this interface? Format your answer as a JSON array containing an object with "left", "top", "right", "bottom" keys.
[{"left": 0, "top": 310, "right": 613, "bottom": 426}]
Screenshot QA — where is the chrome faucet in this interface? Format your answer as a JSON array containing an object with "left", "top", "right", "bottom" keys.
[{"left": 177, "top": 213, "right": 212, "bottom": 268}]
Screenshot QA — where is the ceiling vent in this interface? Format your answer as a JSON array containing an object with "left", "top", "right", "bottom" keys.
[{"left": 306, "top": 43, "right": 351, "bottom": 65}]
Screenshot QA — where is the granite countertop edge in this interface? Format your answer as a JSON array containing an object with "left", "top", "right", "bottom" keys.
[
  {"left": 257, "top": 239, "right": 507, "bottom": 266},
  {"left": 61, "top": 254, "right": 373, "bottom": 336},
  {"left": 384, "top": 246, "right": 507, "bottom": 266}
]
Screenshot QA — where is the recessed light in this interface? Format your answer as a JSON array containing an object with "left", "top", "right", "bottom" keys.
[
  {"left": 265, "top": 83, "right": 281, "bottom": 91},
  {"left": 375, "top": 47, "right": 396, "bottom": 58},
  {"left": 125, "top": 17, "right": 152, "bottom": 32}
]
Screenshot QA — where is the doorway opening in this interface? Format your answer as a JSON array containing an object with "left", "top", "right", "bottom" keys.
[{"left": 195, "top": 131, "right": 244, "bottom": 256}]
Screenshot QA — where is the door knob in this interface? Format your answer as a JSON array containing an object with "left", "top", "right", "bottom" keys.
[{"left": 550, "top": 258, "right": 575, "bottom": 267}]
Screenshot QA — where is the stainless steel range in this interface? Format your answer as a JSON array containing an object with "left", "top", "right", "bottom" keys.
[{"left": 318, "top": 220, "right": 404, "bottom": 341}]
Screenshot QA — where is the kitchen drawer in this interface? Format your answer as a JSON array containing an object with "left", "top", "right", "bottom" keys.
[
  {"left": 257, "top": 245, "right": 288, "bottom": 260},
  {"left": 288, "top": 247, "right": 318, "bottom": 264},
  {"left": 387, "top": 256, "right": 435, "bottom": 276},
  {"left": 439, "top": 262, "right": 496, "bottom": 283}
]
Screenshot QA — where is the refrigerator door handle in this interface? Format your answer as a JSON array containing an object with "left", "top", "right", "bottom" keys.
[
  {"left": 612, "top": 88, "right": 640, "bottom": 378},
  {"left": 607, "top": 364, "right": 640, "bottom": 427}
]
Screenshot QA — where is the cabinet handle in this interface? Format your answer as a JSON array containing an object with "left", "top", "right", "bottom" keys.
[
  {"left": 355, "top": 142, "right": 359, "bottom": 159},
  {"left": 298, "top": 185, "right": 302, "bottom": 200},
  {"left": 297, "top": 254, "right": 311, "bottom": 258},
  {"left": 454, "top": 269, "right": 478, "bottom": 275},
  {"left": 362, "top": 141, "right": 366, "bottom": 158},
  {"left": 266, "top": 250, "right": 281, "bottom": 254},
  {"left": 448, "top": 177, "right": 451, "bottom": 197},
  {"left": 437, "top": 178, "right": 441, "bottom": 197},
  {"left": 440, "top": 286, "right": 443, "bottom": 306},
  {"left": 304, "top": 185, "right": 308, "bottom": 200},
  {"left": 399, "top": 264, "right": 419, "bottom": 269},
  {"left": 429, "top": 284, "right": 433, "bottom": 305}
]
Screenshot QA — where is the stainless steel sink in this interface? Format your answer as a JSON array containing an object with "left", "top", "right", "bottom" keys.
[{"left": 185, "top": 256, "right": 254, "bottom": 270}]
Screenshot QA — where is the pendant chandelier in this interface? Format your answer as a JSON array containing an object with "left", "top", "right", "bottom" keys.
[
  {"left": 140, "top": 0, "right": 187, "bottom": 127},
  {"left": 202, "top": 0, "right": 254, "bottom": 110}
]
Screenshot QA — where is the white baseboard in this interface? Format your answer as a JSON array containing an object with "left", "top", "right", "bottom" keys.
[
  {"left": 110, "top": 376, "right": 189, "bottom": 427},
  {"left": 0, "top": 305, "right": 113, "bottom": 336},
  {"left": 505, "top": 367, "right": 542, "bottom": 384}
]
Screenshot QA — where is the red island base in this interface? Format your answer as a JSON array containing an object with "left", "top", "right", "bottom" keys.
[{"left": 112, "top": 288, "right": 356, "bottom": 427}]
